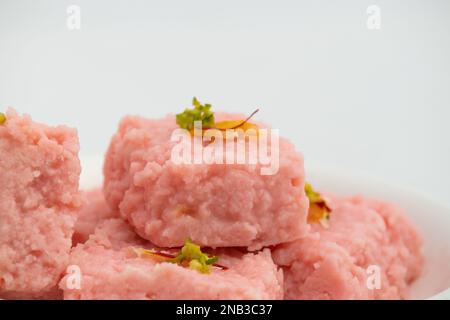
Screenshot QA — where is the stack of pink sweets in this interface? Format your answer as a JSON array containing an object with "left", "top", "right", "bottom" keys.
[{"left": 0, "top": 100, "right": 424, "bottom": 300}]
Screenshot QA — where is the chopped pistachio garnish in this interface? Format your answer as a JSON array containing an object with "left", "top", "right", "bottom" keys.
[
  {"left": 305, "top": 182, "right": 331, "bottom": 228},
  {"left": 170, "top": 238, "right": 219, "bottom": 274},
  {"left": 132, "top": 239, "right": 223, "bottom": 274},
  {"left": 176, "top": 97, "right": 215, "bottom": 131},
  {"left": 0, "top": 112, "right": 6, "bottom": 125},
  {"left": 177, "top": 98, "right": 260, "bottom": 136}
]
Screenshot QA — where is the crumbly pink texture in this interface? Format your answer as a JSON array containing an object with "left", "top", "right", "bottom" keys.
[
  {"left": 272, "top": 195, "right": 424, "bottom": 300},
  {"left": 0, "top": 109, "right": 83, "bottom": 298},
  {"left": 60, "top": 219, "right": 283, "bottom": 300},
  {"left": 73, "top": 188, "right": 118, "bottom": 245},
  {"left": 103, "top": 113, "right": 308, "bottom": 250}
]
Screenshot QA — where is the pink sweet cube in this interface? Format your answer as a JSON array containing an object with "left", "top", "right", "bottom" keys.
[
  {"left": 104, "top": 113, "right": 308, "bottom": 250},
  {"left": 0, "top": 109, "right": 83, "bottom": 298},
  {"left": 272, "top": 195, "right": 424, "bottom": 300},
  {"left": 61, "top": 218, "right": 284, "bottom": 300}
]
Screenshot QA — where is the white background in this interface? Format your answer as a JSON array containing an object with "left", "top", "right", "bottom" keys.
[{"left": 0, "top": 0, "right": 449, "bottom": 204}]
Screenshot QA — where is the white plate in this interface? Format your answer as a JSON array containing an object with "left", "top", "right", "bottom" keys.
[{"left": 80, "top": 156, "right": 450, "bottom": 300}]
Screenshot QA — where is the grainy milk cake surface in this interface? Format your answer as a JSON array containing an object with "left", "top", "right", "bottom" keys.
[{"left": 0, "top": 109, "right": 83, "bottom": 298}]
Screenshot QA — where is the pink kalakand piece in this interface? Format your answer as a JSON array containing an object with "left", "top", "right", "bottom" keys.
[
  {"left": 0, "top": 109, "right": 83, "bottom": 298},
  {"left": 73, "top": 188, "right": 118, "bottom": 245},
  {"left": 273, "top": 195, "right": 424, "bottom": 300},
  {"left": 103, "top": 113, "right": 308, "bottom": 250},
  {"left": 60, "top": 218, "right": 284, "bottom": 300}
]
